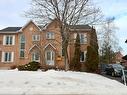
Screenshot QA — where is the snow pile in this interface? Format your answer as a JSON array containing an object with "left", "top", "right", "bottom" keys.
[{"left": 0, "top": 70, "right": 127, "bottom": 95}]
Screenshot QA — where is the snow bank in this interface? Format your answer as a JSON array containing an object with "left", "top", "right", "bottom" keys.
[{"left": 0, "top": 70, "right": 127, "bottom": 95}]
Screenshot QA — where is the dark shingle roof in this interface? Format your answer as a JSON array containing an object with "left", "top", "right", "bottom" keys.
[
  {"left": 0, "top": 25, "right": 92, "bottom": 33},
  {"left": 0, "top": 27, "right": 22, "bottom": 32},
  {"left": 69, "top": 25, "right": 92, "bottom": 29}
]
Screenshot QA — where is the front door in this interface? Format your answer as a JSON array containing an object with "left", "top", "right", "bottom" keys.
[{"left": 45, "top": 50, "right": 55, "bottom": 65}]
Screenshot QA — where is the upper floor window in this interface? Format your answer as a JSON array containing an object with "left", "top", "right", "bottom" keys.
[
  {"left": 3, "top": 35, "right": 15, "bottom": 45},
  {"left": 32, "top": 35, "right": 40, "bottom": 41},
  {"left": 20, "top": 34, "right": 25, "bottom": 43},
  {"left": 74, "top": 33, "right": 87, "bottom": 44},
  {"left": 2, "top": 52, "right": 14, "bottom": 62},
  {"left": 46, "top": 32, "right": 54, "bottom": 39}
]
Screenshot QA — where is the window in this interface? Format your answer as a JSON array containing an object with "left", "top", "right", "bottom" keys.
[
  {"left": 74, "top": 33, "right": 87, "bottom": 44},
  {"left": 20, "top": 35, "right": 25, "bottom": 58},
  {"left": 3, "top": 35, "right": 15, "bottom": 45},
  {"left": 32, "top": 35, "right": 40, "bottom": 41},
  {"left": 80, "top": 51, "right": 87, "bottom": 62},
  {"left": 2, "top": 52, "right": 14, "bottom": 62},
  {"left": 46, "top": 51, "right": 53, "bottom": 60},
  {"left": 20, "top": 43, "right": 25, "bottom": 49},
  {"left": 20, "top": 50, "right": 25, "bottom": 58},
  {"left": 79, "top": 33, "right": 87, "bottom": 44},
  {"left": 32, "top": 52, "right": 40, "bottom": 62},
  {"left": 46, "top": 32, "right": 54, "bottom": 39},
  {"left": 45, "top": 50, "right": 54, "bottom": 65},
  {"left": 20, "top": 35, "right": 25, "bottom": 43}
]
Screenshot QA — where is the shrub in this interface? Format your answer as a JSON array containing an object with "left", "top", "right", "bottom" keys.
[
  {"left": 85, "top": 46, "right": 99, "bottom": 72},
  {"left": 18, "top": 61, "right": 40, "bottom": 71}
]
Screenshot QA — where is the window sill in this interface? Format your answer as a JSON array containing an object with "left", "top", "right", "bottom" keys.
[
  {"left": 46, "top": 39, "right": 55, "bottom": 40},
  {"left": 2, "top": 62, "right": 13, "bottom": 63},
  {"left": 32, "top": 40, "right": 40, "bottom": 42},
  {"left": 32, "top": 60, "right": 40, "bottom": 63},
  {"left": 3, "top": 45, "right": 15, "bottom": 46}
]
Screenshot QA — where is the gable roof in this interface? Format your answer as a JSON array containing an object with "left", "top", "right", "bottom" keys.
[
  {"left": 69, "top": 25, "right": 92, "bottom": 29},
  {"left": 44, "top": 43, "right": 56, "bottom": 50},
  {"left": 0, "top": 20, "right": 41, "bottom": 33},
  {"left": 0, "top": 19, "right": 93, "bottom": 33},
  {"left": 28, "top": 44, "right": 41, "bottom": 54},
  {"left": 19, "top": 20, "right": 41, "bottom": 32},
  {"left": 45, "top": 18, "right": 92, "bottom": 30},
  {"left": 0, "top": 27, "right": 22, "bottom": 33}
]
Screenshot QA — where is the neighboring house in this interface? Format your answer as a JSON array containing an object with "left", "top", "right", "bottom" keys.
[
  {"left": 112, "top": 51, "right": 124, "bottom": 63},
  {"left": 0, "top": 19, "right": 97, "bottom": 70}
]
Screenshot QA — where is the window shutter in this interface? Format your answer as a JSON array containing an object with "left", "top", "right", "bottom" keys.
[
  {"left": 11, "top": 52, "right": 14, "bottom": 62},
  {"left": 3, "top": 35, "right": 6, "bottom": 45},
  {"left": 12, "top": 35, "right": 15, "bottom": 45},
  {"left": 1, "top": 52, "right": 5, "bottom": 62}
]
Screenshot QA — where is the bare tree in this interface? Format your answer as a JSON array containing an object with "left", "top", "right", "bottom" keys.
[
  {"left": 25, "top": 0, "right": 103, "bottom": 71},
  {"left": 99, "top": 17, "right": 123, "bottom": 64}
]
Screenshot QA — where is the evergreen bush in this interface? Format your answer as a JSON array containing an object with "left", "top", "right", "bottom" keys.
[
  {"left": 70, "top": 33, "right": 81, "bottom": 71},
  {"left": 18, "top": 61, "right": 40, "bottom": 71},
  {"left": 85, "top": 28, "right": 99, "bottom": 73}
]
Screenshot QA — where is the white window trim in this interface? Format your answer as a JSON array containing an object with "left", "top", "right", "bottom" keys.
[
  {"left": 1, "top": 52, "right": 14, "bottom": 63},
  {"left": 79, "top": 33, "right": 87, "bottom": 44},
  {"left": 80, "top": 51, "right": 87, "bottom": 62},
  {"left": 12, "top": 36, "right": 15, "bottom": 45},
  {"left": 1, "top": 52, "right": 5, "bottom": 62},
  {"left": 32, "top": 35, "right": 40, "bottom": 41},
  {"left": 3, "top": 35, "right": 15, "bottom": 45},
  {"left": 74, "top": 33, "right": 77, "bottom": 39},
  {"left": 32, "top": 52, "right": 40, "bottom": 62},
  {"left": 45, "top": 50, "right": 55, "bottom": 65},
  {"left": 74, "top": 33, "right": 77, "bottom": 43},
  {"left": 3, "top": 36, "right": 6, "bottom": 45},
  {"left": 11, "top": 52, "right": 14, "bottom": 62}
]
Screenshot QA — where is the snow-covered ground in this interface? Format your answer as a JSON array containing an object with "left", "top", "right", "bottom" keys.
[{"left": 0, "top": 69, "right": 127, "bottom": 95}]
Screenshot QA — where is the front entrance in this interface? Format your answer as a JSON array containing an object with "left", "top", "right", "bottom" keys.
[{"left": 45, "top": 50, "right": 55, "bottom": 65}]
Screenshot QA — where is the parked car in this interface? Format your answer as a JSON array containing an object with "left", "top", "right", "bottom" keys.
[
  {"left": 121, "top": 70, "right": 127, "bottom": 83},
  {"left": 99, "top": 63, "right": 109, "bottom": 72},
  {"left": 105, "top": 64, "right": 124, "bottom": 77}
]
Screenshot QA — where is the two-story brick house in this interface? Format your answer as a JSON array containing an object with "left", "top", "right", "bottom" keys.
[{"left": 0, "top": 19, "right": 97, "bottom": 70}]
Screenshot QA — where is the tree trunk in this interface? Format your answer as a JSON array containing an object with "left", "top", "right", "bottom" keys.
[{"left": 62, "top": 39, "right": 69, "bottom": 71}]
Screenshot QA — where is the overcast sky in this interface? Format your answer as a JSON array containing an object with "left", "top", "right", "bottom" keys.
[{"left": 0, "top": 0, "right": 127, "bottom": 55}]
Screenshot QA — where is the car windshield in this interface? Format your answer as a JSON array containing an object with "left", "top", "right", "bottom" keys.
[{"left": 112, "top": 64, "right": 123, "bottom": 70}]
